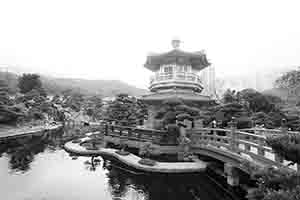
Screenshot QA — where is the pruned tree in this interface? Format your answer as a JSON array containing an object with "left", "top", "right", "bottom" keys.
[
  {"left": 18, "top": 74, "right": 42, "bottom": 94},
  {"left": 222, "top": 89, "right": 237, "bottom": 103},
  {"left": 154, "top": 98, "right": 200, "bottom": 128},
  {"left": 249, "top": 134, "right": 300, "bottom": 200},
  {"left": 105, "top": 94, "right": 147, "bottom": 126},
  {"left": 84, "top": 95, "right": 103, "bottom": 121},
  {"left": 0, "top": 79, "right": 11, "bottom": 105}
]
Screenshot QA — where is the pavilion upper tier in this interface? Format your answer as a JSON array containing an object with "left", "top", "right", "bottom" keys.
[
  {"left": 143, "top": 40, "right": 212, "bottom": 94},
  {"left": 144, "top": 43, "right": 210, "bottom": 72}
]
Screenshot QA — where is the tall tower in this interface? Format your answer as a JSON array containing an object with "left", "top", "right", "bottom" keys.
[{"left": 141, "top": 40, "right": 216, "bottom": 128}]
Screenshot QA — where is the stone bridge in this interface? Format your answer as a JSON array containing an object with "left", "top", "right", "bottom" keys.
[{"left": 103, "top": 123, "right": 298, "bottom": 186}]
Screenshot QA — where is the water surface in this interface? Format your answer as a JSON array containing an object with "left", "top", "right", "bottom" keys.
[{"left": 0, "top": 130, "right": 237, "bottom": 200}]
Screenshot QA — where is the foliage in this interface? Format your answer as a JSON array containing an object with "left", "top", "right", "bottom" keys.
[
  {"left": 0, "top": 79, "right": 24, "bottom": 124},
  {"left": 60, "top": 90, "right": 85, "bottom": 112},
  {"left": 285, "top": 115, "right": 300, "bottom": 131},
  {"left": 0, "top": 79, "right": 11, "bottom": 105},
  {"left": 266, "top": 134, "right": 300, "bottom": 165},
  {"left": 251, "top": 112, "right": 276, "bottom": 128},
  {"left": 250, "top": 134, "right": 300, "bottom": 199},
  {"left": 222, "top": 89, "right": 238, "bottom": 103},
  {"left": 236, "top": 116, "right": 253, "bottom": 129},
  {"left": 105, "top": 94, "right": 147, "bottom": 126},
  {"left": 18, "top": 73, "right": 42, "bottom": 94},
  {"left": 275, "top": 69, "right": 300, "bottom": 89},
  {"left": 208, "top": 102, "right": 248, "bottom": 127},
  {"left": 155, "top": 98, "right": 200, "bottom": 127},
  {"left": 239, "top": 89, "right": 276, "bottom": 113},
  {"left": 139, "top": 141, "right": 155, "bottom": 158},
  {"left": 83, "top": 95, "right": 103, "bottom": 121},
  {"left": 250, "top": 166, "right": 300, "bottom": 200}
]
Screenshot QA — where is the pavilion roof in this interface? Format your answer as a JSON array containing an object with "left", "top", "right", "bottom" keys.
[{"left": 144, "top": 49, "right": 210, "bottom": 72}]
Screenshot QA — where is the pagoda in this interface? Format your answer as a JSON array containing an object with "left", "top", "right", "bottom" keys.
[{"left": 141, "top": 39, "right": 217, "bottom": 128}]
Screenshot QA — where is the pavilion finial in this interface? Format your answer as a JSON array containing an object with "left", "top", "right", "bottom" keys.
[{"left": 171, "top": 39, "right": 181, "bottom": 49}]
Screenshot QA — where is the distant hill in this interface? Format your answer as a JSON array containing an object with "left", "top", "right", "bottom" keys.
[{"left": 0, "top": 71, "right": 147, "bottom": 97}]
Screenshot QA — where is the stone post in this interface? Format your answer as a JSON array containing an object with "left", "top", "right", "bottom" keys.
[
  {"left": 281, "top": 118, "right": 288, "bottom": 134},
  {"left": 224, "top": 163, "right": 240, "bottom": 186},
  {"left": 257, "top": 137, "right": 265, "bottom": 157},
  {"left": 228, "top": 118, "right": 238, "bottom": 153}
]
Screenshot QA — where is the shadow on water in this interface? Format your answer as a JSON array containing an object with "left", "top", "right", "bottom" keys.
[{"left": 0, "top": 128, "right": 242, "bottom": 200}]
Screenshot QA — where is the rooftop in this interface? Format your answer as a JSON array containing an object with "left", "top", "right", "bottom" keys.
[{"left": 144, "top": 40, "right": 210, "bottom": 71}]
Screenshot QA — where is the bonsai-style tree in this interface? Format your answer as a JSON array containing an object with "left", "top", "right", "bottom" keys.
[
  {"left": 239, "top": 89, "right": 276, "bottom": 113},
  {"left": 18, "top": 73, "right": 42, "bottom": 94},
  {"left": 247, "top": 134, "right": 300, "bottom": 200},
  {"left": 105, "top": 94, "right": 147, "bottom": 126},
  {"left": 83, "top": 95, "right": 103, "bottom": 121},
  {"left": 155, "top": 98, "right": 200, "bottom": 129},
  {"left": 138, "top": 141, "right": 156, "bottom": 166},
  {"left": 0, "top": 79, "right": 11, "bottom": 105},
  {"left": 208, "top": 102, "right": 250, "bottom": 128},
  {"left": 0, "top": 79, "right": 24, "bottom": 125},
  {"left": 222, "top": 89, "right": 238, "bottom": 103}
]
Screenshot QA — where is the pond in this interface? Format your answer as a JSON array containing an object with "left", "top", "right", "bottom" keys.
[{"left": 0, "top": 130, "right": 242, "bottom": 200}]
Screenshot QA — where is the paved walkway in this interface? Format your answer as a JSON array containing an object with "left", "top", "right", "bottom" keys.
[
  {"left": 64, "top": 135, "right": 207, "bottom": 173},
  {"left": 0, "top": 123, "right": 63, "bottom": 139}
]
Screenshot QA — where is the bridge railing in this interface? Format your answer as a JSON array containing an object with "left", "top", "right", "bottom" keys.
[
  {"left": 189, "top": 127, "right": 292, "bottom": 168},
  {"left": 102, "top": 123, "right": 298, "bottom": 169},
  {"left": 241, "top": 127, "right": 299, "bottom": 136},
  {"left": 104, "top": 124, "right": 168, "bottom": 145}
]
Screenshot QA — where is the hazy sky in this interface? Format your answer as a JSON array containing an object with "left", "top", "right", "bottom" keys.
[{"left": 0, "top": 0, "right": 300, "bottom": 88}]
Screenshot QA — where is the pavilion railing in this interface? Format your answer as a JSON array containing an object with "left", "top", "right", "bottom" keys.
[{"left": 150, "top": 72, "right": 202, "bottom": 85}]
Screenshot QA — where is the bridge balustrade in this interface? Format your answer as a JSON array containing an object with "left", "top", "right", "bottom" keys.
[
  {"left": 105, "top": 124, "right": 168, "bottom": 145},
  {"left": 103, "top": 123, "right": 298, "bottom": 170},
  {"left": 190, "top": 127, "right": 293, "bottom": 168}
]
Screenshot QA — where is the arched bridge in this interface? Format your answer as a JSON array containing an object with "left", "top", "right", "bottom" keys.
[{"left": 103, "top": 124, "right": 299, "bottom": 176}]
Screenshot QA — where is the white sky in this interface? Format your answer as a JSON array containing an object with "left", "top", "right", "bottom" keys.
[{"left": 0, "top": 0, "right": 300, "bottom": 89}]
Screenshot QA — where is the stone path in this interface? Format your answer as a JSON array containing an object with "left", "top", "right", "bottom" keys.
[{"left": 64, "top": 135, "right": 207, "bottom": 173}]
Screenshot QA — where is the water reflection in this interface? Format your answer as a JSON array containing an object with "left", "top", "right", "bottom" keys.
[
  {"left": 101, "top": 158, "right": 235, "bottom": 200},
  {"left": 0, "top": 130, "right": 64, "bottom": 173},
  {"left": 84, "top": 156, "right": 102, "bottom": 171},
  {"left": 0, "top": 129, "right": 238, "bottom": 200}
]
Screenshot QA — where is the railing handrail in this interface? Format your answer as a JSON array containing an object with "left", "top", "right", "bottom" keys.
[
  {"left": 107, "top": 124, "right": 167, "bottom": 134},
  {"left": 241, "top": 127, "right": 300, "bottom": 135},
  {"left": 150, "top": 72, "right": 202, "bottom": 84}
]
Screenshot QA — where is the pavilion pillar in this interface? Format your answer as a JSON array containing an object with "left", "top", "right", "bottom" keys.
[{"left": 224, "top": 163, "right": 240, "bottom": 186}]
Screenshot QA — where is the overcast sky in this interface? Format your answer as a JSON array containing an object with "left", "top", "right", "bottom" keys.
[{"left": 0, "top": 0, "right": 300, "bottom": 89}]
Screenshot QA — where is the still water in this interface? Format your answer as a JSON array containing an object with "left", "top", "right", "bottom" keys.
[{"left": 0, "top": 130, "right": 238, "bottom": 200}]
